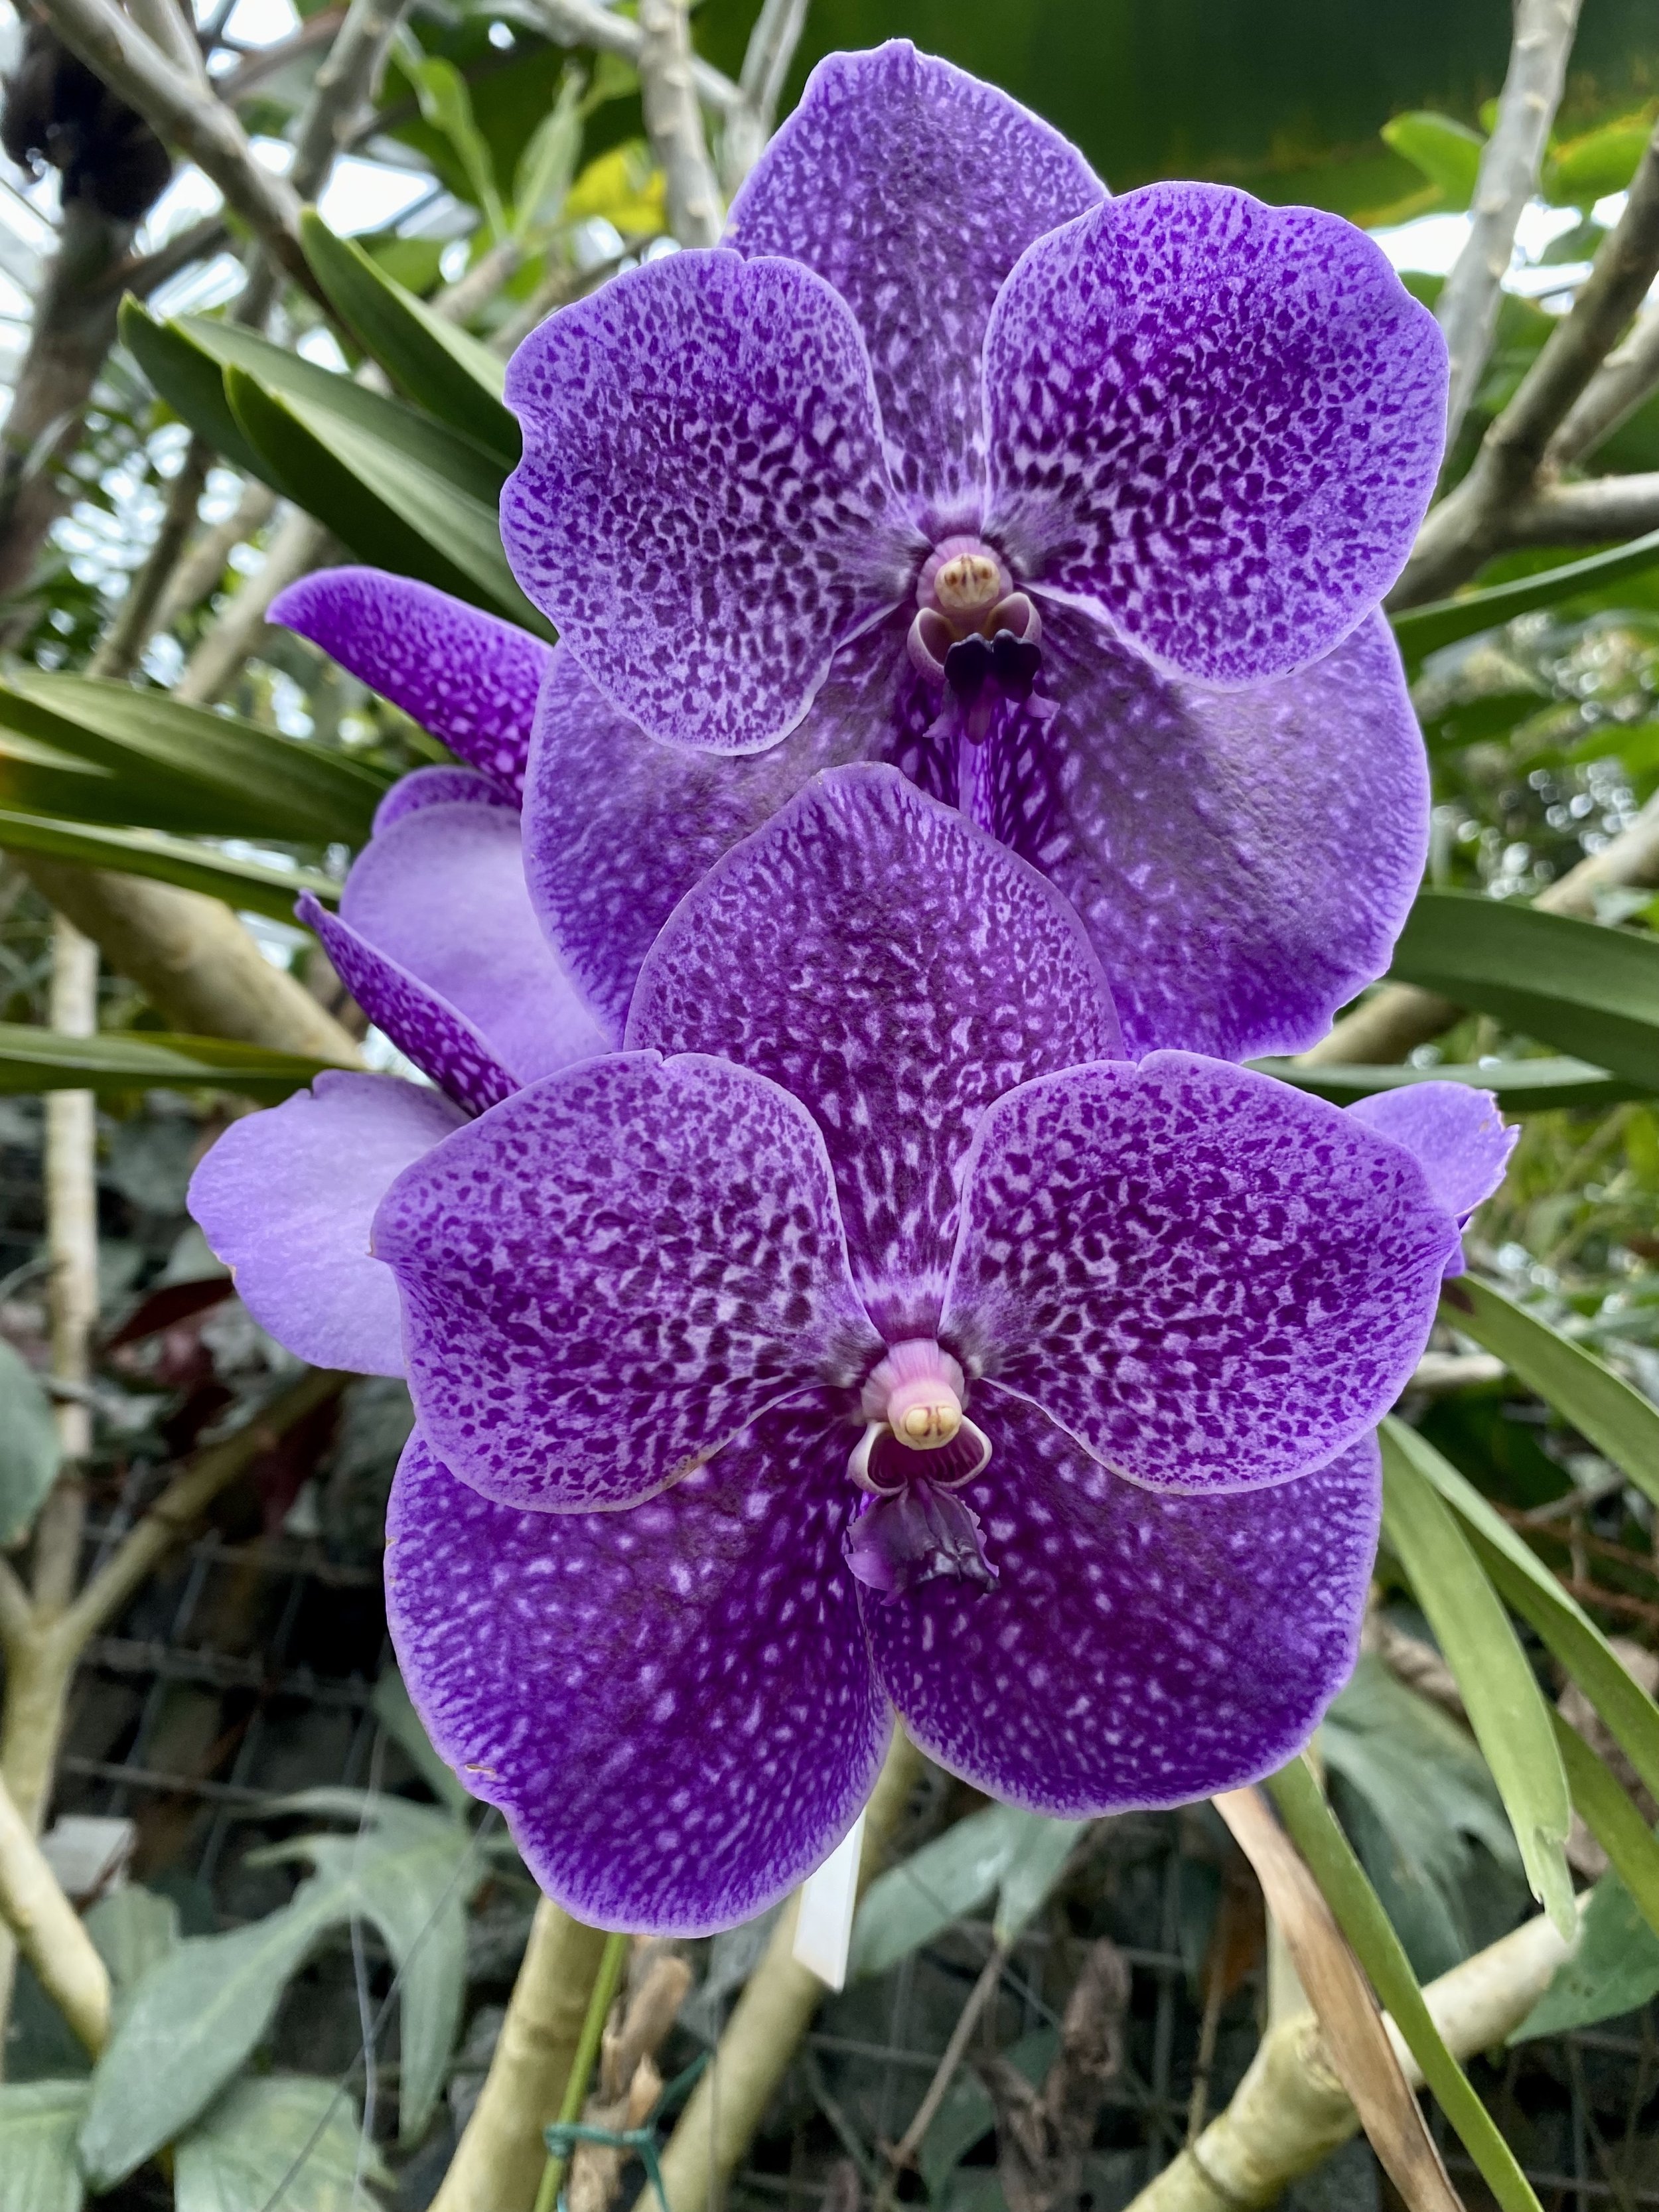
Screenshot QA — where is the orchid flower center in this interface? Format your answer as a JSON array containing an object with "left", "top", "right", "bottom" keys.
[
  {"left": 906, "top": 535, "right": 1043, "bottom": 740},
  {"left": 843, "top": 1339, "right": 997, "bottom": 1604}
]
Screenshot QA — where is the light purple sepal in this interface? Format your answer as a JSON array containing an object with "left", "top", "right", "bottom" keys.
[
  {"left": 373, "top": 766, "right": 516, "bottom": 836},
  {"left": 187, "top": 1071, "right": 465, "bottom": 1376},
  {"left": 1347, "top": 1082, "right": 1515, "bottom": 1274}
]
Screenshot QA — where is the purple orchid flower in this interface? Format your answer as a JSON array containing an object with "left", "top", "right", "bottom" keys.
[
  {"left": 483, "top": 41, "right": 1444, "bottom": 1066},
  {"left": 188, "top": 788, "right": 605, "bottom": 1374},
  {"left": 370, "top": 767, "right": 1508, "bottom": 1933}
]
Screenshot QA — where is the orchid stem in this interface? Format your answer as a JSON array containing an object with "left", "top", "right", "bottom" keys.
[{"left": 534, "top": 1927, "right": 630, "bottom": 2212}]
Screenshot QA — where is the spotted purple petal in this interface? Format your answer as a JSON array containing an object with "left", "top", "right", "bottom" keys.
[
  {"left": 373, "top": 1053, "right": 883, "bottom": 1511},
  {"left": 1347, "top": 1081, "right": 1515, "bottom": 1244},
  {"left": 983, "top": 183, "right": 1447, "bottom": 685},
  {"left": 300, "top": 893, "right": 516, "bottom": 1118},
  {"left": 944, "top": 1055, "right": 1457, "bottom": 1493},
  {"left": 626, "top": 765, "right": 1121, "bottom": 1342},
  {"left": 867, "top": 1398, "right": 1379, "bottom": 1812},
  {"left": 725, "top": 40, "right": 1102, "bottom": 516},
  {"left": 524, "top": 625, "right": 915, "bottom": 1041},
  {"left": 188, "top": 1071, "right": 465, "bottom": 1376},
  {"left": 338, "top": 803, "right": 607, "bottom": 1084},
  {"left": 372, "top": 765, "right": 516, "bottom": 836},
  {"left": 502, "top": 251, "right": 919, "bottom": 753},
  {"left": 388, "top": 1408, "right": 887, "bottom": 1934},
  {"left": 977, "top": 605, "right": 1428, "bottom": 1061},
  {"left": 271, "top": 567, "right": 549, "bottom": 801}
]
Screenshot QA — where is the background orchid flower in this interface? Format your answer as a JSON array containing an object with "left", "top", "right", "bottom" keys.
[
  {"left": 374, "top": 767, "right": 1508, "bottom": 1933},
  {"left": 496, "top": 40, "right": 1446, "bottom": 1063},
  {"left": 187, "top": 794, "right": 605, "bottom": 1374}
]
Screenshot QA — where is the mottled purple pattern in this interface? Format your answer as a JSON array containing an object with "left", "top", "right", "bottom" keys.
[
  {"left": 944, "top": 1056, "right": 1455, "bottom": 1493},
  {"left": 867, "top": 1399, "right": 1379, "bottom": 1812},
  {"left": 271, "top": 568, "right": 548, "bottom": 801},
  {"left": 502, "top": 252, "right": 918, "bottom": 753},
  {"left": 1348, "top": 1082, "right": 1516, "bottom": 1223},
  {"left": 299, "top": 894, "right": 516, "bottom": 1118},
  {"left": 525, "top": 625, "right": 916, "bottom": 1041},
  {"left": 628, "top": 765, "right": 1121, "bottom": 1341},
  {"left": 388, "top": 1410, "right": 887, "bottom": 1934},
  {"left": 338, "top": 804, "right": 608, "bottom": 1083},
  {"left": 978, "top": 606, "right": 1427, "bottom": 1061},
  {"left": 374, "top": 1054, "right": 883, "bottom": 1511},
  {"left": 984, "top": 184, "right": 1447, "bottom": 684},
  {"left": 188, "top": 1072, "right": 465, "bottom": 1376},
  {"left": 373, "top": 765, "right": 514, "bottom": 836},
  {"left": 725, "top": 41, "right": 1102, "bottom": 514}
]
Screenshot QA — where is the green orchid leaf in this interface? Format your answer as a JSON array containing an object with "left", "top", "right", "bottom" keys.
[
  {"left": 1391, "top": 526, "right": 1659, "bottom": 664},
  {"left": 1442, "top": 1276, "right": 1659, "bottom": 1510},
  {"left": 1387, "top": 893, "right": 1659, "bottom": 1090},
  {"left": 0, "top": 812, "right": 339, "bottom": 922},
  {"left": 0, "top": 1026, "right": 340, "bottom": 1102},
  {"left": 299, "top": 211, "right": 515, "bottom": 465},
  {"left": 1380, "top": 1426, "right": 1575, "bottom": 1936},
  {"left": 1259, "top": 1055, "right": 1640, "bottom": 1113},
  {"left": 0, "top": 1334, "right": 60, "bottom": 1548},
  {"left": 1267, "top": 1754, "right": 1545, "bottom": 2212}
]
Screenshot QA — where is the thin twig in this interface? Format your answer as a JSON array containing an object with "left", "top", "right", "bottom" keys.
[
  {"left": 636, "top": 0, "right": 724, "bottom": 246},
  {"left": 1550, "top": 304, "right": 1659, "bottom": 467},
  {"left": 1399, "top": 113, "right": 1659, "bottom": 605},
  {"left": 88, "top": 435, "right": 212, "bottom": 682},
  {"left": 1437, "top": 0, "right": 1581, "bottom": 445},
  {"left": 885, "top": 1941, "right": 1007, "bottom": 2181},
  {"left": 153, "top": 477, "right": 278, "bottom": 636},
  {"left": 520, "top": 0, "right": 742, "bottom": 117},
  {"left": 0, "top": 1766, "right": 110, "bottom": 2057},
  {"left": 719, "top": 0, "right": 810, "bottom": 192},
  {"left": 32, "top": 916, "right": 98, "bottom": 1618},
  {"left": 58, "top": 1366, "right": 348, "bottom": 1651},
  {"left": 36, "top": 0, "right": 316, "bottom": 297},
  {"left": 174, "top": 506, "right": 334, "bottom": 705}
]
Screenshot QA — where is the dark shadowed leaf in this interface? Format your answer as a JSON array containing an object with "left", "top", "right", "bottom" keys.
[
  {"left": 1512, "top": 1870, "right": 1659, "bottom": 2041},
  {"left": 1551, "top": 1714, "right": 1659, "bottom": 1942},
  {"left": 0, "top": 1335, "right": 60, "bottom": 1548},
  {"left": 849, "top": 1806, "right": 1084, "bottom": 1981},
  {"left": 0, "top": 813, "right": 340, "bottom": 922},
  {"left": 1442, "top": 1276, "right": 1659, "bottom": 1509}
]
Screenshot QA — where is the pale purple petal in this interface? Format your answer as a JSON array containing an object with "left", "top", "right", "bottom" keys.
[
  {"left": 983, "top": 184, "right": 1447, "bottom": 685},
  {"left": 867, "top": 1399, "right": 1378, "bottom": 1813},
  {"left": 338, "top": 804, "right": 608, "bottom": 1082},
  {"left": 373, "top": 766, "right": 515, "bottom": 836},
  {"left": 299, "top": 893, "right": 516, "bottom": 1118},
  {"left": 977, "top": 606, "right": 1427, "bottom": 1061},
  {"left": 271, "top": 567, "right": 548, "bottom": 800},
  {"left": 627, "top": 765, "right": 1121, "bottom": 1341},
  {"left": 944, "top": 1055, "right": 1457, "bottom": 1493},
  {"left": 523, "top": 624, "right": 918, "bottom": 1040},
  {"left": 188, "top": 1072, "right": 465, "bottom": 1376},
  {"left": 502, "top": 251, "right": 919, "bottom": 753},
  {"left": 374, "top": 1054, "right": 883, "bottom": 1511},
  {"left": 725, "top": 40, "right": 1102, "bottom": 516},
  {"left": 388, "top": 1408, "right": 887, "bottom": 1934},
  {"left": 1347, "top": 1082, "right": 1515, "bottom": 1240}
]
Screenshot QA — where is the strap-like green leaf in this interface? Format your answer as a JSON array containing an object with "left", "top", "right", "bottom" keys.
[
  {"left": 1551, "top": 1711, "right": 1659, "bottom": 1942},
  {"left": 1258, "top": 1055, "right": 1639, "bottom": 1112},
  {"left": 1388, "top": 891, "right": 1659, "bottom": 1088},
  {"left": 1380, "top": 1424, "right": 1575, "bottom": 1935},
  {"left": 224, "top": 366, "right": 543, "bottom": 632},
  {"left": 0, "top": 672, "right": 386, "bottom": 846},
  {"left": 1266, "top": 1754, "right": 1546, "bottom": 2212},
  {"left": 119, "top": 297, "right": 266, "bottom": 478},
  {"left": 1443, "top": 1276, "right": 1659, "bottom": 1509},
  {"left": 300, "top": 210, "right": 516, "bottom": 464},
  {"left": 0, "top": 811, "right": 340, "bottom": 922},
  {"left": 1392, "top": 526, "right": 1659, "bottom": 662},
  {"left": 0, "top": 2081, "right": 87, "bottom": 2212},
  {"left": 1386, "top": 1417, "right": 1659, "bottom": 1806},
  {"left": 0, "top": 1025, "right": 340, "bottom": 1101}
]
